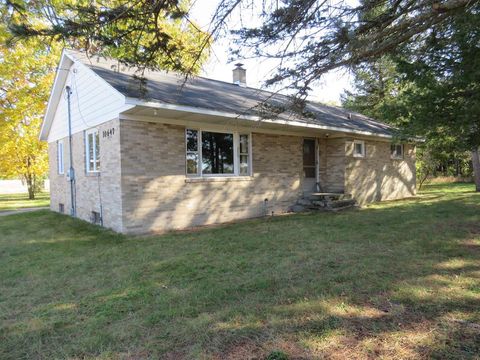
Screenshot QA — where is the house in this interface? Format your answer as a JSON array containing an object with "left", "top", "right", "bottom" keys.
[{"left": 40, "top": 49, "right": 416, "bottom": 234}]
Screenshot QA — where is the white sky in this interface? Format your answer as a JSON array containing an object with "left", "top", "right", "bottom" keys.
[{"left": 189, "top": 0, "right": 355, "bottom": 105}]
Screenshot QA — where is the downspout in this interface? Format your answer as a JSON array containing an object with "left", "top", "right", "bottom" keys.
[
  {"left": 315, "top": 138, "right": 321, "bottom": 192},
  {"left": 66, "top": 86, "right": 76, "bottom": 217},
  {"left": 97, "top": 173, "right": 104, "bottom": 226}
]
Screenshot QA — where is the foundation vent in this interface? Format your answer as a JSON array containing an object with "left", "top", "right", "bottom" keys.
[{"left": 91, "top": 211, "right": 102, "bottom": 225}]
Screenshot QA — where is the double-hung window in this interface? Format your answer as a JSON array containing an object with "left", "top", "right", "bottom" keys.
[
  {"left": 57, "top": 140, "right": 64, "bottom": 174},
  {"left": 186, "top": 129, "right": 200, "bottom": 175},
  {"left": 85, "top": 128, "right": 100, "bottom": 173},
  {"left": 391, "top": 144, "right": 404, "bottom": 159},
  {"left": 353, "top": 140, "right": 365, "bottom": 158},
  {"left": 239, "top": 134, "right": 250, "bottom": 175},
  {"left": 186, "top": 129, "right": 251, "bottom": 177}
]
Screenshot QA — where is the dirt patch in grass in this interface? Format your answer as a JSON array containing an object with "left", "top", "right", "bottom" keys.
[
  {"left": 459, "top": 239, "right": 480, "bottom": 256},
  {"left": 208, "top": 338, "right": 313, "bottom": 360}
]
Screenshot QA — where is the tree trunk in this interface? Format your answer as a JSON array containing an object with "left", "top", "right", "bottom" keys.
[
  {"left": 418, "top": 171, "right": 430, "bottom": 191},
  {"left": 25, "top": 174, "right": 35, "bottom": 200},
  {"left": 471, "top": 147, "right": 480, "bottom": 192}
]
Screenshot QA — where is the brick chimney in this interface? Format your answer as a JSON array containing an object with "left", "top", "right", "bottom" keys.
[{"left": 232, "top": 63, "right": 246, "bottom": 87}]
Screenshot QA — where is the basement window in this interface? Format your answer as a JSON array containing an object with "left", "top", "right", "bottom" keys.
[
  {"left": 85, "top": 128, "right": 100, "bottom": 172},
  {"left": 353, "top": 140, "right": 365, "bottom": 158},
  {"left": 391, "top": 144, "right": 404, "bottom": 159},
  {"left": 91, "top": 211, "right": 102, "bottom": 225},
  {"left": 186, "top": 129, "right": 251, "bottom": 177}
]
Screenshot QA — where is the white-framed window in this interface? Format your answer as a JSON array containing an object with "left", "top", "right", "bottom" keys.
[
  {"left": 391, "top": 144, "right": 404, "bottom": 159},
  {"left": 186, "top": 129, "right": 200, "bottom": 175},
  {"left": 57, "top": 140, "right": 64, "bottom": 174},
  {"left": 353, "top": 140, "right": 365, "bottom": 158},
  {"left": 239, "top": 134, "right": 250, "bottom": 175},
  {"left": 85, "top": 128, "right": 100, "bottom": 173},
  {"left": 185, "top": 129, "right": 251, "bottom": 177}
]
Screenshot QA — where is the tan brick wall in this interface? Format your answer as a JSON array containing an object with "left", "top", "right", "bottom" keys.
[
  {"left": 323, "top": 138, "right": 347, "bottom": 193},
  {"left": 344, "top": 139, "right": 416, "bottom": 204},
  {"left": 48, "top": 118, "right": 417, "bottom": 234},
  {"left": 48, "top": 119, "right": 123, "bottom": 232},
  {"left": 119, "top": 120, "right": 303, "bottom": 234},
  {"left": 48, "top": 143, "right": 68, "bottom": 214}
]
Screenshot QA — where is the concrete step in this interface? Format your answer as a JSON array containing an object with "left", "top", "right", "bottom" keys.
[
  {"left": 308, "top": 192, "right": 352, "bottom": 201},
  {"left": 291, "top": 195, "right": 357, "bottom": 213}
]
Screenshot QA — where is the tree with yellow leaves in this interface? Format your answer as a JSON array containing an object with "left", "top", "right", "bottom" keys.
[
  {"left": 0, "top": 0, "right": 209, "bottom": 200},
  {"left": 0, "top": 40, "right": 59, "bottom": 199}
]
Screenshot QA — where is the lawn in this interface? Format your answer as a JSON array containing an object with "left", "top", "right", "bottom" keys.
[
  {"left": 0, "top": 183, "right": 479, "bottom": 359},
  {"left": 0, "top": 192, "right": 50, "bottom": 211}
]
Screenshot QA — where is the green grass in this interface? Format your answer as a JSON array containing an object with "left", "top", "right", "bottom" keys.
[
  {"left": 0, "top": 192, "right": 50, "bottom": 211},
  {"left": 0, "top": 183, "right": 479, "bottom": 359}
]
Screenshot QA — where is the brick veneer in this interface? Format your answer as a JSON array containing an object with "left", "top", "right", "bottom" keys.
[
  {"left": 119, "top": 120, "right": 303, "bottom": 233},
  {"left": 344, "top": 139, "right": 416, "bottom": 204},
  {"left": 48, "top": 118, "right": 416, "bottom": 234},
  {"left": 48, "top": 119, "right": 123, "bottom": 232}
]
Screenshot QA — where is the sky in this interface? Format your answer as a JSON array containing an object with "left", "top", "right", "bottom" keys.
[{"left": 189, "top": 0, "right": 355, "bottom": 105}]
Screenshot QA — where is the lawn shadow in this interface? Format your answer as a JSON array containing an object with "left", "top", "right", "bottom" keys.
[{"left": 0, "top": 189, "right": 479, "bottom": 358}]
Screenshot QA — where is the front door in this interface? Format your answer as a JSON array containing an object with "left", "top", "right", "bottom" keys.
[{"left": 303, "top": 138, "right": 316, "bottom": 194}]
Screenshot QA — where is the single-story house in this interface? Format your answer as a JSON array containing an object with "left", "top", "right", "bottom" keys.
[{"left": 40, "top": 49, "right": 416, "bottom": 234}]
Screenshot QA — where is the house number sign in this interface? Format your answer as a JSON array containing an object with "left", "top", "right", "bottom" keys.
[{"left": 103, "top": 128, "right": 115, "bottom": 138}]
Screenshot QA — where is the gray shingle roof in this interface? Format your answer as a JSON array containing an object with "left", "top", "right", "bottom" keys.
[{"left": 69, "top": 50, "right": 395, "bottom": 137}]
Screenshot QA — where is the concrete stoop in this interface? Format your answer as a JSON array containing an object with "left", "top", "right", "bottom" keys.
[{"left": 290, "top": 192, "right": 357, "bottom": 213}]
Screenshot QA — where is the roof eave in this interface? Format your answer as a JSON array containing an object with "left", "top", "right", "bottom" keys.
[
  {"left": 124, "top": 97, "right": 394, "bottom": 139},
  {"left": 39, "top": 49, "right": 74, "bottom": 141}
]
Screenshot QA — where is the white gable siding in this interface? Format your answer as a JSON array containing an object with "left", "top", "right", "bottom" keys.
[{"left": 47, "top": 59, "right": 132, "bottom": 142}]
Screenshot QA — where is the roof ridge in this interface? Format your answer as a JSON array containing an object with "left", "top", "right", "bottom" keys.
[
  {"left": 65, "top": 50, "right": 359, "bottom": 107},
  {"left": 65, "top": 48, "right": 395, "bottom": 134}
]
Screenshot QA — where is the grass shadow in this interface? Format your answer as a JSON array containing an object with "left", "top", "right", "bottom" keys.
[{"left": 0, "top": 183, "right": 479, "bottom": 358}]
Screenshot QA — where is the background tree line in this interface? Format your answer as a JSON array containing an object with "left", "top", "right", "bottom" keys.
[
  {"left": 342, "top": 4, "right": 479, "bottom": 188},
  {"left": 0, "top": 0, "right": 209, "bottom": 198}
]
